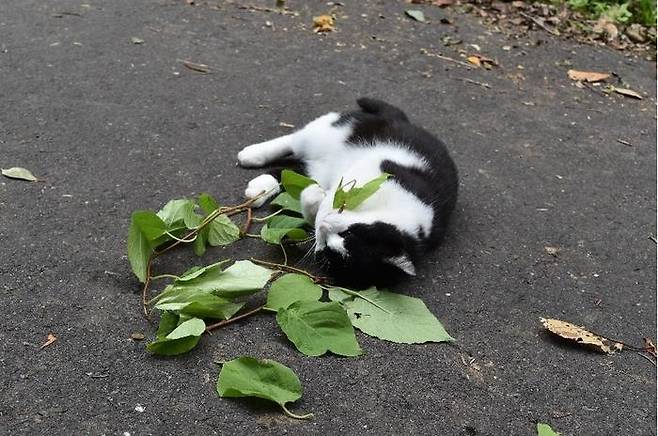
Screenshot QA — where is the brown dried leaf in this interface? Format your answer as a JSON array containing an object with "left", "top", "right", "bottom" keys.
[
  {"left": 40, "top": 333, "right": 58, "bottom": 350},
  {"left": 467, "top": 54, "right": 497, "bottom": 69},
  {"left": 313, "top": 15, "right": 335, "bottom": 32},
  {"left": 612, "top": 87, "right": 643, "bottom": 100},
  {"left": 643, "top": 337, "right": 656, "bottom": 357},
  {"left": 541, "top": 318, "right": 623, "bottom": 354},
  {"left": 567, "top": 69, "right": 610, "bottom": 82}
]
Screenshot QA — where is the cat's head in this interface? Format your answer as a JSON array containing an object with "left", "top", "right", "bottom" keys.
[{"left": 314, "top": 213, "right": 418, "bottom": 287}]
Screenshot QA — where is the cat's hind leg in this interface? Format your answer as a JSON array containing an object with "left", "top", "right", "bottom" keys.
[{"left": 237, "top": 134, "right": 296, "bottom": 168}]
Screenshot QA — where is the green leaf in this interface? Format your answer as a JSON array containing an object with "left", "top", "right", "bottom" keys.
[
  {"left": 193, "top": 226, "right": 209, "bottom": 256},
  {"left": 127, "top": 211, "right": 166, "bottom": 282},
  {"left": 266, "top": 274, "right": 323, "bottom": 312},
  {"left": 211, "top": 260, "right": 273, "bottom": 297},
  {"left": 147, "top": 317, "right": 205, "bottom": 356},
  {"left": 537, "top": 423, "right": 560, "bottom": 436},
  {"left": 198, "top": 192, "right": 219, "bottom": 214},
  {"left": 158, "top": 260, "right": 273, "bottom": 300},
  {"left": 2, "top": 167, "right": 38, "bottom": 181},
  {"left": 271, "top": 192, "right": 302, "bottom": 214},
  {"left": 157, "top": 199, "right": 201, "bottom": 229},
  {"left": 156, "top": 311, "right": 180, "bottom": 339},
  {"left": 132, "top": 211, "right": 168, "bottom": 240},
  {"left": 276, "top": 301, "right": 362, "bottom": 357},
  {"left": 405, "top": 9, "right": 426, "bottom": 22},
  {"left": 155, "top": 291, "right": 244, "bottom": 320},
  {"left": 178, "top": 260, "right": 230, "bottom": 281},
  {"left": 281, "top": 169, "right": 316, "bottom": 199},
  {"left": 340, "top": 288, "right": 453, "bottom": 344},
  {"left": 261, "top": 215, "right": 308, "bottom": 244},
  {"left": 207, "top": 215, "right": 241, "bottom": 246},
  {"left": 217, "top": 357, "right": 312, "bottom": 419},
  {"left": 327, "top": 287, "right": 353, "bottom": 303},
  {"left": 165, "top": 317, "right": 205, "bottom": 339},
  {"left": 332, "top": 173, "right": 391, "bottom": 210}
]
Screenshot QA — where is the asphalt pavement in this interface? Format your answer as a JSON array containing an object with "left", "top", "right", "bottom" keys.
[{"left": 1, "top": 1, "right": 656, "bottom": 435}]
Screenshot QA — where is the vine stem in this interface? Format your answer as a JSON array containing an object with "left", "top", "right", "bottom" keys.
[
  {"left": 249, "top": 258, "right": 327, "bottom": 284},
  {"left": 281, "top": 404, "right": 313, "bottom": 420},
  {"left": 205, "top": 305, "right": 274, "bottom": 333}
]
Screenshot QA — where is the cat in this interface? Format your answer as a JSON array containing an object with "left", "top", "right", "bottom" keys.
[{"left": 237, "top": 98, "right": 458, "bottom": 287}]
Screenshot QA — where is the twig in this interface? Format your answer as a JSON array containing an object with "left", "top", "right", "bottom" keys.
[
  {"left": 456, "top": 77, "right": 491, "bottom": 89},
  {"left": 637, "top": 352, "right": 657, "bottom": 367},
  {"left": 241, "top": 207, "right": 253, "bottom": 236},
  {"left": 420, "top": 48, "right": 474, "bottom": 69},
  {"left": 519, "top": 11, "right": 560, "bottom": 36},
  {"left": 250, "top": 258, "right": 326, "bottom": 283},
  {"left": 206, "top": 305, "right": 266, "bottom": 332},
  {"left": 649, "top": 235, "right": 657, "bottom": 245}
]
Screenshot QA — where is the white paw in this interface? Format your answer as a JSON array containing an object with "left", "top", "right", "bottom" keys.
[
  {"left": 237, "top": 145, "right": 267, "bottom": 168},
  {"left": 245, "top": 174, "right": 280, "bottom": 208},
  {"left": 300, "top": 184, "right": 325, "bottom": 223}
]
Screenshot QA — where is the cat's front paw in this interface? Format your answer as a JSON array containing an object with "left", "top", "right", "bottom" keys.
[
  {"left": 237, "top": 145, "right": 267, "bottom": 168},
  {"left": 300, "top": 184, "right": 326, "bottom": 223},
  {"left": 244, "top": 174, "right": 280, "bottom": 208}
]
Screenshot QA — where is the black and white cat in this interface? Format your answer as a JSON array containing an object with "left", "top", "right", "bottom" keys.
[{"left": 237, "top": 98, "right": 458, "bottom": 286}]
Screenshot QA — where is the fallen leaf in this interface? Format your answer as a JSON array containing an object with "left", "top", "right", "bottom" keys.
[
  {"left": 130, "top": 37, "right": 144, "bottom": 44},
  {"left": 313, "top": 15, "right": 335, "bottom": 32},
  {"left": 40, "top": 333, "right": 58, "bottom": 349},
  {"left": 467, "top": 54, "right": 497, "bottom": 69},
  {"left": 182, "top": 60, "right": 210, "bottom": 73},
  {"left": 2, "top": 167, "right": 39, "bottom": 181},
  {"left": 405, "top": 10, "right": 426, "bottom": 22},
  {"left": 567, "top": 69, "right": 610, "bottom": 82},
  {"left": 544, "top": 246, "right": 560, "bottom": 257},
  {"left": 611, "top": 87, "right": 643, "bottom": 100},
  {"left": 467, "top": 56, "right": 481, "bottom": 67},
  {"left": 131, "top": 332, "right": 145, "bottom": 341},
  {"left": 540, "top": 318, "right": 623, "bottom": 354}
]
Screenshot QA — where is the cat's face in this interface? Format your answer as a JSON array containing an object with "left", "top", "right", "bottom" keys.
[{"left": 313, "top": 211, "right": 417, "bottom": 287}]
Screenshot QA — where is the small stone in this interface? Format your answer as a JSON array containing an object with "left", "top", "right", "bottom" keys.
[
  {"left": 130, "top": 332, "right": 145, "bottom": 341},
  {"left": 135, "top": 404, "right": 145, "bottom": 413},
  {"left": 626, "top": 24, "right": 647, "bottom": 43}
]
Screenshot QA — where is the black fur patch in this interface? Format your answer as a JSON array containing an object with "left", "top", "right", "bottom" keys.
[{"left": 316, "top": 222, "right": 418, "bottom": 288}]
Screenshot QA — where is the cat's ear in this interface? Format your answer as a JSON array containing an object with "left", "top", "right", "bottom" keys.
[{"left": 384, "top": 254, "right": 416, "bottom": 276}]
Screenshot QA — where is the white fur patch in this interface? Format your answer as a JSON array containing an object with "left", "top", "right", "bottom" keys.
[
  {"left": 300, "top": 184, "right": 326, "bottom": 224},
  {"left": 385, "top": 255, "right": 416, "bottom": 276},
  {"left": 244, "top": 174, "right": 280, "bottom": 207}
]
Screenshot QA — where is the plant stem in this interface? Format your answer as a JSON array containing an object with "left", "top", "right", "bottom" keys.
[
  {"left": 164, "top": 231, "right": 197, "bottom": 243},
  {"left": 150, "top": 274, "right": 181, "bottom": 281},
  {"left": 249, "top": 258, "right": 326, "bottom": 283},
  {"left": 206, "top": 305, "right": 265, "bottom": 332},
  {"left": 281, "top": 404, "right": 313, "bottom": 420},
  {"left": 240, "top": 207, "right": 253, "bottom": 236},
  {"left": 251, "top": 208, "right": 284, "bottom": 222},
  {"left": 322, "top": 285, "right": 390, "bottom": 313}
]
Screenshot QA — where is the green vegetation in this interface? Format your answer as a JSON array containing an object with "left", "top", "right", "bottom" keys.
[{"left": 565, "top": 0, "right": 656, "bottom": 26}]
